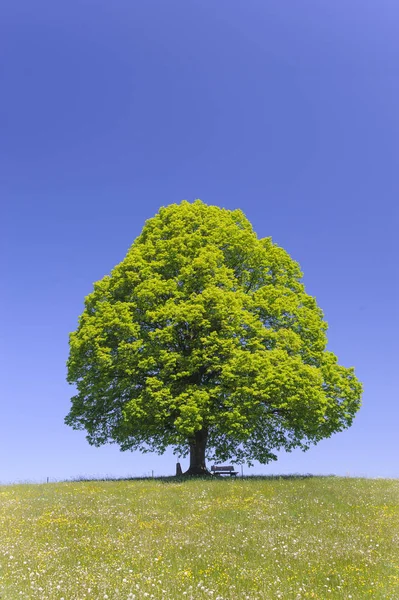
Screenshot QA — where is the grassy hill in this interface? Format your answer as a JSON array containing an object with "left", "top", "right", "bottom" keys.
[{"left": 0, "top": 476, "right": 398, "bottom": 599}]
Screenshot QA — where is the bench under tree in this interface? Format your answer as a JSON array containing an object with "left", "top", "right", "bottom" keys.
[{"left": 211, "top": 465, "right": 239, "bottom": 476}]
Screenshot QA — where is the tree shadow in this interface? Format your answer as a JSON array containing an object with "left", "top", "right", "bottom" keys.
[{"left": 68, "top": 473, "right": 330, "bottom": 485}]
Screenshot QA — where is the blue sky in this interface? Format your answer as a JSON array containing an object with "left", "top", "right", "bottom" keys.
[{"left": 1, "top": 0, "right": 398, "bottom": 483}]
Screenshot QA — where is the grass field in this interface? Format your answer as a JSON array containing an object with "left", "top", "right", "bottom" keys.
[{"left": 0, "top": 476, "right": 398, "bottom": 599}]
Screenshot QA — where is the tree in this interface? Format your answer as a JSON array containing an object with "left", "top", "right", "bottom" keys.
[{"left": 65, "top": 200, "right": 362, "bottom": 475}]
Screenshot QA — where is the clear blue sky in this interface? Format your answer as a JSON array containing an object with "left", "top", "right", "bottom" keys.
[{"left": 1, "top": 0, "right": 398, "bottom": 483}]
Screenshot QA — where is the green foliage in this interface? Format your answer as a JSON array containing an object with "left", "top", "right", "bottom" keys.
[{"left": 66, "top": 200, "right": 362, "bottom": 464}]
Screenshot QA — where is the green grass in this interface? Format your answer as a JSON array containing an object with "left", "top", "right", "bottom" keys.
[{"left": 0, "top": 476, "right": 398, "bottom": 599}]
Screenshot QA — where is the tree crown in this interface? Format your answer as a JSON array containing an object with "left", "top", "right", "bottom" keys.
[{"left": 66, "top": 200, "right": 362, "bottom": 465}]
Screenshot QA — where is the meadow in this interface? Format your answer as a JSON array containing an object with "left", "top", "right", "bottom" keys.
[{"left": 0, "top": 476, "right": 398, "bottom": 599}]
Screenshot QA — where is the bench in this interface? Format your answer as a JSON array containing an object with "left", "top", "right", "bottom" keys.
[{"left": 211, "top": 465, "right": 239, "bottom": 476}]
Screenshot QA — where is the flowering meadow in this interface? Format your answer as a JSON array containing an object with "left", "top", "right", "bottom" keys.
[{"left": 0, "top": 476, "right": 398, "bottom": 599}]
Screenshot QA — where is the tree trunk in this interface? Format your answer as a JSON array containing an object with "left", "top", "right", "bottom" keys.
[{"left": 184, "top": 429, "right": 211, "bottom": 476}]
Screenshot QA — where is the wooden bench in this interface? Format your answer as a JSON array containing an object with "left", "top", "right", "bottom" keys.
[{"left": 211, "top": 465, "right": 239, "bottom": 476}]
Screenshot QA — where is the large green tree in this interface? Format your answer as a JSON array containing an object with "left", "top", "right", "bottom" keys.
[{"left": 66, "top": 200, "right": 362, "bottom": 475}]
